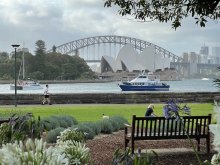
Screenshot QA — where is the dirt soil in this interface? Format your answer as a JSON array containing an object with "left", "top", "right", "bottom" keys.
[{"left": 86, "top": 130, "right": 214, "bottom": 165}]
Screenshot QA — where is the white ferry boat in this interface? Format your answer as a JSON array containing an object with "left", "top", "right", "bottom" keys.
[{"left": 118, "top": 72, "right": 170, "bottom": 91}]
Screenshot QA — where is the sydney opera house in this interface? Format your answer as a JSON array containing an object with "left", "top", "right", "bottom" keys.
[{"left": 100, "top": 44, "right": 171, "bottom": 73}]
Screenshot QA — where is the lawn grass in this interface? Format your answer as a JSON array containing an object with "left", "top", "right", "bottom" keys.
[{"left": 0, "top": 103, "right": 215, "bottom": 123}]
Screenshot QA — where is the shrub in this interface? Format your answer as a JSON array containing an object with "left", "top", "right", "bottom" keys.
[
  {"left": 0, "top": 123, "right": 11, "bottom": 146},
  {"left": 92, "top": 122, "right": 102, "bottom": 135},
  {"left": 209, "top": 102, "right": 220, "bottom": 165},
  {"left": 57, "top": 128, "right": 85, "bottom": 143},
  {"left": 0, "top": 138, "right": 69, "bottom": 164},
  {"left": 0, "top": 113, "right": 44, "bottom": 143},
  {"left": 41, "top": 118, "right": 53, "bottom": 131},
  {"left": 61, "top": 115, "right": 78, "bottom": 126},
  {"left": 41, "top": 117, "right": 60, "bottom": 131},
  {"left": 110, "top": 116, "right": 129, "bottom": 130},
  {"left": 58, "top": 119, "right": 69, "bottom": 128},
  {"left": 81, "top": 122, "right": 101, "bottom": 136},
  {"left": 46, "top": 127, "right": 65, "bottom": 143},
  {"left": 108, "top": 118, "right": 120, "bottom": 132},
  {"left": 47, "top": 116, "right": 61, "bottom": 129},
  {"left": 100, "top": 119, "right": 114, "bottom": 134},
  {"left": 73, "top": 123, "right": 95, "bottom": 140},
  {"left": 56, "top": 140, "right": 90, "bottom": 164},
  {"left": 42, "top": 115, "right": 78, "bottom": 131}
]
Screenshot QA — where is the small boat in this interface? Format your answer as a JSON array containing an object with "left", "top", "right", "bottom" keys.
[
  {"left": 10, "top": 46, "right": 43, "bottom": 90},
  {"left": 201, "top": 78, "right": 209, "bottom": 81},
  {"left": 118, "top": 72, "right": 170, "bottom": 91},
  {"left": 10, "top": 79, "right": 43, "bottom": 90}
]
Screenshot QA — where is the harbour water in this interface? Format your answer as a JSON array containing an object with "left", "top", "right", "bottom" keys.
[{"left": 0, "top": 79, "right": 218, "bottom": 94}]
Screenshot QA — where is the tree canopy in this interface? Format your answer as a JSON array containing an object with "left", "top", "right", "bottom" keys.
[
  {"left": 0, "top": 40, "right": 97, "bottom": 81},
  {"left": 104, "top": 0, "right": 220, "bottom": 29}
]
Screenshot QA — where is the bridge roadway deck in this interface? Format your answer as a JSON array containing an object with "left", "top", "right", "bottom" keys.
[{"left": 0, "top": 92, "right": 219, "bottom": 105}]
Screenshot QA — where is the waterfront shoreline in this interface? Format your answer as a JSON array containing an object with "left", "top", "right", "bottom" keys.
[
  {"left": 0, "top": 79, "right": 115, "bottom": 84},
  {"left": 0, "top": 79, "right": 181, "bottom": 85},
  {"left": 0, "top": 92, "right": 219, "bottom": 105}
]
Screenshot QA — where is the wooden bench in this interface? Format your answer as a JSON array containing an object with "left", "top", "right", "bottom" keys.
[{"left": 125, "top": 114, "right": 212, "bottom": 154}]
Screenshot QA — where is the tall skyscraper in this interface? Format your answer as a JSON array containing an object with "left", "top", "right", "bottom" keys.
[
  {"left": 199, "top": 46, "right": 209, "bottom": 56},
  {"left": 212, "top": 47, "right": 220, "bottom": 57}
]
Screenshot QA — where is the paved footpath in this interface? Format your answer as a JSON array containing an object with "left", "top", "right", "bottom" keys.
[{"left": 0, "top": 103, "right": 114, "bottom": 108}]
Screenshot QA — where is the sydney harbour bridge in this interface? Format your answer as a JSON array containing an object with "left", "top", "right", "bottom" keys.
[{"left": 48, "top": 35, "right": 217, "bottom": 76}]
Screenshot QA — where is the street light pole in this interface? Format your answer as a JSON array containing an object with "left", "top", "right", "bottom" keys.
[{"left": 11, "top": 44, "right": 20, "bottom": 107}]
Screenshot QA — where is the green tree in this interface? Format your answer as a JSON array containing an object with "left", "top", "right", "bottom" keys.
[
  {"left": 52, "top": 45, "right": 56, "bottom": 53},
  {"left": 104, "top": 0, "right": 220, "bottom": 29},
  {"left": 35, "top": 40, "right": 46, "bottom": 55},
  {"left": 0, "top": 63, "right": 14, "bottom": 80},
  {"left": 34, "top": 40, "right": 47, "bottom": 78},
  {"left": 23, "top": 52, "right": 35, "bottom": 78},
  {"left": 30, "top": 71, "right": 44, "bottom": 80},
  {"left": 62, "top": 63, "right": 79, "bottom": 80},
  {"left": 0, "top": 41, "right": 97, "bottom": 80},
  {"left": 0, "top": 52, "right": 9, "bottom": 63}
]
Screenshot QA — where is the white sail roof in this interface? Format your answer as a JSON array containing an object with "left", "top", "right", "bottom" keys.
[{"left": 100, "top": 44, "right": 171, "bottom": 72}]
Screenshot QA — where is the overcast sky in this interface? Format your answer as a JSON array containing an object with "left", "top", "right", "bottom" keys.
[{"left": 1, "top": 0, "right": 220, "bottom": 56}]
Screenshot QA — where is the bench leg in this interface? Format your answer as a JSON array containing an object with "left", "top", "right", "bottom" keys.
[
  {"left": 206, "top": 137, "right": 210, "bottom": 154},
  {"left": 196, "top": 138, "right": 200, "bottom": 152},
  {"left": 125, "top": 138, "right": 129, "bottom": 150},
  {"left": 131, "top": 140, "right": 134, "bottom": 155}
]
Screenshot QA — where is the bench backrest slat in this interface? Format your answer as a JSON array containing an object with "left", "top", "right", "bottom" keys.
[
  {"left": 145, "top": 119, "right": 148, "bottom": 136},
  {"left": 190, "top": 119, "right": 194, "bottom": 135},
  {"left": 137, "top": 119, "right": 140, "bottom": 137},
  {"left": 140, "top": 119, "right": 144, "bottom": 136}
]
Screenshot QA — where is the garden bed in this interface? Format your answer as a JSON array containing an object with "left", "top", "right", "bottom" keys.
[{"left": 86, "top": 130, "right": 214, "bottom": 165}]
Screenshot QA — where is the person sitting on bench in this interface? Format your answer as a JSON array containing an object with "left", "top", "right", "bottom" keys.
[{"left": 145, "top": 104, "right": 157, "bottom": 117}]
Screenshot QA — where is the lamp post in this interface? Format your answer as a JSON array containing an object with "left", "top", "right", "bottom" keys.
[{"left": 11, "top": 44, "right": 20, "bottom": 107}]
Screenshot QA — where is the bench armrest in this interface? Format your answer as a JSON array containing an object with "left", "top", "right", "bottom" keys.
[
  {"left": 124, "top": 123, "right": 132, "bottom": 128},
  {"left": 124, "top": 123, "right": 132, "bottom": 135}
]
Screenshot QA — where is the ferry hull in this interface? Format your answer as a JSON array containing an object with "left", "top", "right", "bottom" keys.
[
  {"left": 119, "top": 84, "right": 170, "bottom": 91},
  {"left": 10, "top": 84, "right": 43, "bottom": 90}
]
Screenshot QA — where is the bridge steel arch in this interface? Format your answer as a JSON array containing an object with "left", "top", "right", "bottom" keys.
[{"left": 48, "top": 35, "right": 183, "bottom": 62}]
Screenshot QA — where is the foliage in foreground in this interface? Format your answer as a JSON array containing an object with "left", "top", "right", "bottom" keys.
[
  {"left": 0, "top": 113, "right": 43, "bottom": 146},
  {"left": 56, "top": 128, "right": 89, "bottom": 164},
  {"left": 46, "top": 115, "right": 128, "bottom": 143},
  {"left": 104, "top": 0, "right": 220, "bottom": 29},
  {"left": 0, "top": 137, "right": 90, "bottom": 165},
  {"left": 208, "top": 102, "right": 220, "bottom": 165},
  {"left": 57, "top": 128, "right": 86, "bottom": 143},
  {"left": 0, "top": 138, "right": 68, "bottom": 165},
  {"left": 112, "top": 148, "right": 157, "bottom": 165}
]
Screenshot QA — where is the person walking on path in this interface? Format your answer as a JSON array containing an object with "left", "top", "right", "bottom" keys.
[{"left": 42, "top": 84, "right": 51, "bottom": 105}]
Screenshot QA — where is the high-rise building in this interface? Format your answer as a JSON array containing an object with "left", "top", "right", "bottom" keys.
[
  {"left": 212, "top": 47, "right": 220, "bottom": 57},
  {"left": 189, "top": 52, "right": 197, "bottom": 63},
  {"left": 199, "top": 46, "right": 209, "bottom": 56},
  {"left": 182, "top": 52, "right": 188, "bottom": 62}
]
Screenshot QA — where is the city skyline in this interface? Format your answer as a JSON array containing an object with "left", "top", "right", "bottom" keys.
[{"left": 0, "top": 0, "right": 220, "bottom": 56}]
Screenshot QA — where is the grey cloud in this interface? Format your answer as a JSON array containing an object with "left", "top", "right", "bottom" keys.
[{"left": 0, "top": 0, "right": 219, "bottom": 57}]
